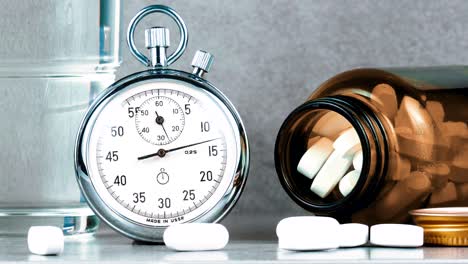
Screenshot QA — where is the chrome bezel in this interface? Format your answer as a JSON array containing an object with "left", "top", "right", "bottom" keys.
[{"left": 75, "top": 69, "right": 249, "bottom": 242}]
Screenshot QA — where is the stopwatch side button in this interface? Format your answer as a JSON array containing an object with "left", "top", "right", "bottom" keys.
[
  {"left": 192, "top": 50, "right": 214, "bottom": 77},
  {"left": 145, "top": 27, "right": 170, "bottom": 67}
]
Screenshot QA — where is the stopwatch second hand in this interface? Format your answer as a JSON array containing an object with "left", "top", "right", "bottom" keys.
[
  {"left": 137, "top": 138, "right": 220, "bottom": 160},
  {"left": 155, "top": 111, "right": 170, "bottom": 140}
]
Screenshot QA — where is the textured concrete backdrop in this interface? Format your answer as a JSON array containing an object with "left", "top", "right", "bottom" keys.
[{"left": 117, "top": 0, "right": 468, "bottom": 240}]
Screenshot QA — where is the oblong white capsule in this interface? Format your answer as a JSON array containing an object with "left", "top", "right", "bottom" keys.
[
  {"left": 163, "top": 223, "right": 229, "bottom": 251},
  {"left": 339, "top": 170, "right": 361, "bottom": 197},
  {"left": 333, "top": 127, "right": 361, "bottom": 157},
  {"left": 370, "top": 224, "right": 424, "bottom": 247},
  {"left": 276, "top": 216, "right": 340, "bottom": 251},
  {"left": 297, "top": 137, "right": 334, "bottom": 179},
  {"left": 353, "top": 150, "right": 363, "bottom": 171},
  {"left": 339, "top": 223, "right": 369, "bottom": 247},
  {"left": 312, "top": 111, "right": 352, "bottom": 139},
  {"left": 310, "top": 150, "right": 353, "bottom": 198}
]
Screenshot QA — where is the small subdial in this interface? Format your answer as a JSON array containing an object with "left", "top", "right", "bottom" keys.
[
  {"left": 156, "top": 169, "right": 169, "bottom": 185},
  {"left": 135, "top": 96, "right": 185, "bottom": 145}
]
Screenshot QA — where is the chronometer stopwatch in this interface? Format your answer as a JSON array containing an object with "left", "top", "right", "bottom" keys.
[{"left": 75, "top": 5, "right": 249, "bottom": 242}]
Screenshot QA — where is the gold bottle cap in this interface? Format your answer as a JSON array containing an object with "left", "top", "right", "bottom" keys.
[{"left": 410, "top": 207, "right": 468, "bottom": 246}]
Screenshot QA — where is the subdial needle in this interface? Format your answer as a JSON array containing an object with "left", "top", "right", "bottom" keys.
[
  {"left": 137, "top": 138, "right": 220, "bottom": 160},
  {"left": 155, "top": 111, "right": 170, "bottom": 140}
]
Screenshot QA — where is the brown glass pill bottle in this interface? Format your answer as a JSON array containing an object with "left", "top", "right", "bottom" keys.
[{"left": 275, "top": 67, "right": 468, "bottom": 225}]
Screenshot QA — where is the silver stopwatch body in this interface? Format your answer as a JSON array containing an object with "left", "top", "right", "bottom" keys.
[{"left": 75, "top": 5, "right": 249, "bottom": 242}]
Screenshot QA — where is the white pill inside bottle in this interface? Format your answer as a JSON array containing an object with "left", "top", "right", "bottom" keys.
[
  {"left": 353, "top": 150, "right": 363, "bottom": 171},
  {"left": 339, "top": 170, "right": 361, "bottom": 197},
  {"left": 297, "top": 137, "right": 334, "bottom": 180},
  {"left": 28, "top": 226, "right": 64, "bottom": 256},
  {"left": 333, "top": 127, "right": 361, "bottom": 157},
  {"left": 310, "top": 150, "right": 353, "bottom": 198},
  {"left": 312, "top": 111, "right": 352, "bottom": 139},
  {"left": 163, "top": 223, "right": 229, "bottom": 251}
]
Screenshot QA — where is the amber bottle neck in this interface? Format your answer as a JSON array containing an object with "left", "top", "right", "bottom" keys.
[{"left": 275, "top": 95, "right": 390, "bottom": 218}]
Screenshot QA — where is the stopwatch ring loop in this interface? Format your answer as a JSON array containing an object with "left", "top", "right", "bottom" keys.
[{"left": 127, "top": 5, "right": 188, "bottom": 66}]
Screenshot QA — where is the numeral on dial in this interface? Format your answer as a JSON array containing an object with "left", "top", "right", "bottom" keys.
[
  {"left": 208, "top": 145, "right": 218, "bottom": 156},
  {"left": 158, "top": 198, "right": 171, "bottom": 208},
  {"left": 183, "top": 190, "right": 196, "bottom": 201},
  {"left": 128, "top": 107, "right": 140, "bottom": 118},
  {"left": 111, "top": 126, "right": 124, "bottom": 137},
  {"left": 106, "top": 151, "right": 119, "bottom": 162},
  {"left": 133, "top": 192, "right": 146, "bottom": 203},
  {"left": 200, "top": 171, "right": 213, "bottom": 182},
  {"left": 185, "top": 104, "right": 191, "bottom": 114},
  {"left": 114, "top": 175, "right": 126, "bottom": 186},
  {"left": 201, "top": 121, "right": 210, "bottom": 132}
]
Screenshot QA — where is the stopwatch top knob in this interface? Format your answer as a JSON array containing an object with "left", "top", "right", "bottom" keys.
[
  {"left": 145, "top": 27, "right": 170, "bottom": 48},
  {"left": 191, "top": 50, "right": 214, "bottom": 77},
  {"left": 145, "top": 27, "right": 169, "bottom": 67}
]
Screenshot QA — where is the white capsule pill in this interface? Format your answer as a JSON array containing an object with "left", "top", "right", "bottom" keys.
[
  {"left": 395, "top": 96, "right": 435, "bottom": 160},
  {"left": 333, "top": 128, "right": 361, "bottom": 156},
  {"left": 339, "top": 223, "right": 369, "bottom": 247},
  {"left": 163, "top": 223, "right": 229, "bottom": 251},
  {"left": 307, "top": 136, "right": 321, "bottom": 149},
  {"left": 312, "top": 111, "right": 352, "bottom": 139},
  {"left": 429, "top": 181, "right": 457, "bottom": 206},
  {"left": 28, "top": 226, "right": 64, "bottom": 255},
  {"left": 310, "top": 150, "right": 353, "bottom": 198},
  {"left": 353, "top": 150, "right": 363, "bottom": 171},
  {"left": 276, "top": 216, "right": 340, "bottom": 251},
  {"left": 370, "top": 224, "right": 424, "bottom": 247},
  {"left": 371, "top": 83, "right": 398, "bottom": 121},
  {"left": 426, "top": 100, "right": 445, "bottom": 123},
  {"left": 297, "top": 137, "right": 334, "bottom": 179},
  {"left": 276, "top": 216, "right": 339, "bottom": 237},
  {"left": 339, "top": 170, "right": 361, "bottom": 197}
]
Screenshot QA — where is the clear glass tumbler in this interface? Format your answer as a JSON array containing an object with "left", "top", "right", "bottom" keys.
[{"left": 0, "top": 0, "right": 121, "bottom": 235}]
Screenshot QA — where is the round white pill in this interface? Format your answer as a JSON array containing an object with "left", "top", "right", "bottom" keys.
[
  {"left": 276, "top": 216, "right": 340, "bottom": 251},
  {"left": 163, "top": 223, "right": 229, "bottom": 251},
  {"left": 28, "top": 226, "right": 64, "bottom": 255},
  {"left": 339, "top": 170, "right": 361, "bottom": 197},
  {"left": 339, "top": 223, "right": 369, "bottom": 247},
  {"left": 353, "top": 150, "right": 363, "bottom": 171},
  {"left": 310, "top": 150, "right": 353, "bottom": 198},
  {"left": 333, "top": 127, "right": 361, "bottom": 156},
  {"left": 297, "top": 137, "right": 334, "bottom": 179},
  {"left": 370, "top": 224, "right": 424, "bottom": 247}
]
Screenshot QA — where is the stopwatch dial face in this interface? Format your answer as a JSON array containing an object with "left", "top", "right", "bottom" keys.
[
  {"left": 135, "top": 96, "right": 185, "bottom": 145},
  {"left": 87, "top": 81, "right": 239, "bottom": 226}
]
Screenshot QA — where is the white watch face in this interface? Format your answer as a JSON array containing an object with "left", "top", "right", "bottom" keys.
[{"left": 85, "top": 79, "right": 240, "bottom": 226}]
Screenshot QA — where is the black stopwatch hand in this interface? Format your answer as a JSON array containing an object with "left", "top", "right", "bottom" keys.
[
  {"left": 165, "top": 138, "right": 219, "bottom": 153},
  {"left": 137, "top": 138, "right": 219, "bottom": 160},
  {"left": 155, "top": 111, "right": 170, "bottom": 139}
]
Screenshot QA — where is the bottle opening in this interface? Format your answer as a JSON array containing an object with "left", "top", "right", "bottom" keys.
[{"left": 275, "top": 96, "right": 387, "bottom": 216}]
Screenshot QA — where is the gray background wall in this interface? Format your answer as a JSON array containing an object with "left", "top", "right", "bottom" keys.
[
  {"left": 1, "top": 0, "right": 465, "bottom": 240},
  {"left": 0, "top": 0, "right": 466, "bottom": 241},
  {"left": 116, "top": 0, "right": 468, "bottom": 240}
]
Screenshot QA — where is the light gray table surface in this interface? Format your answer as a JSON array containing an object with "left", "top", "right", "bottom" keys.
[{"left": 1, "top": 234, "right": 468, "bottom": 263}]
